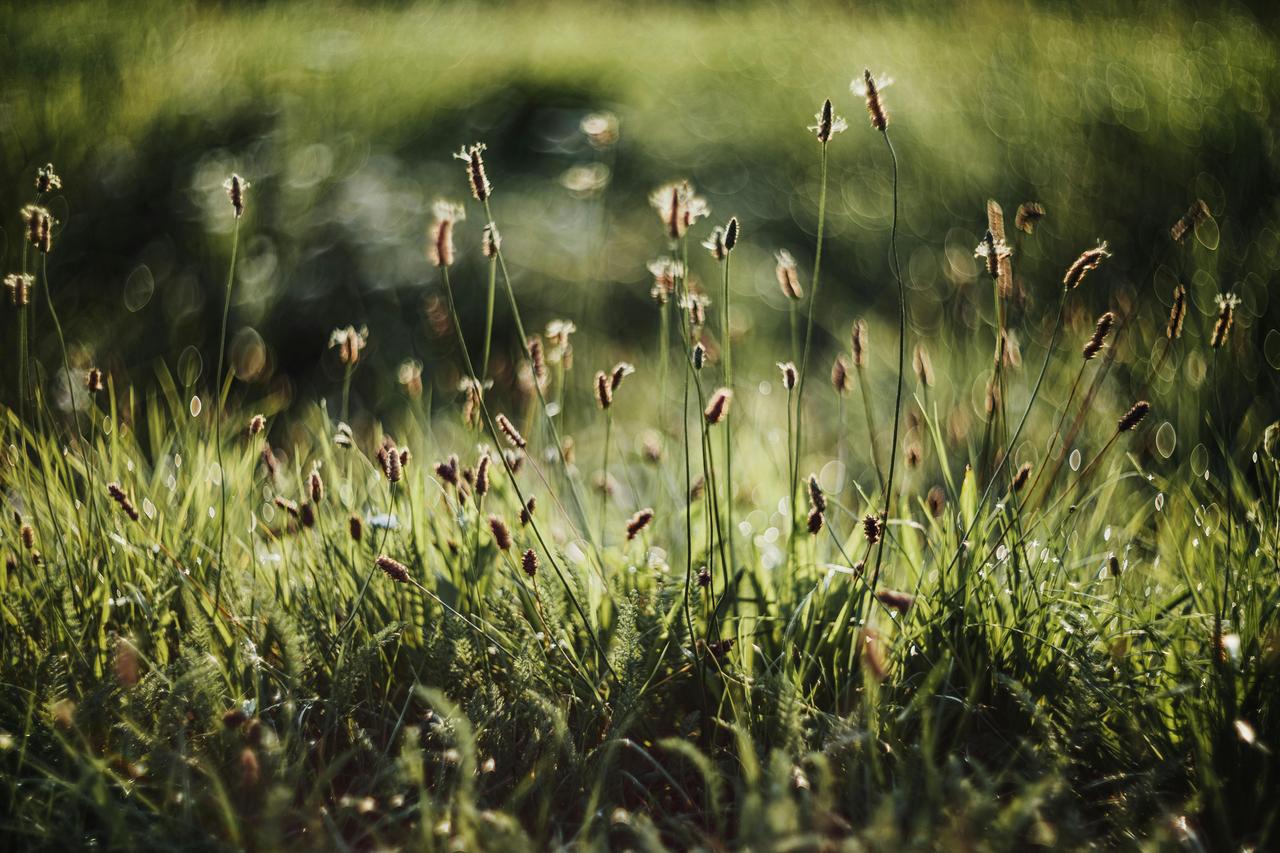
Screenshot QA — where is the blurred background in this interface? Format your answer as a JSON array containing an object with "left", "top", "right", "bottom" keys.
[{"left": 2, "top": 0, "right": 1278, "bottom": 428}]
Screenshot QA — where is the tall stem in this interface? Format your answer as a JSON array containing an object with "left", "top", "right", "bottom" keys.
[
  {"left": 213, "top": 218, "right": 241, "bottom": 607},
  {"left": 870, "top": 130, "right": 905, "bottom": 591},
  {"left": 720, "top": 255, "right": 736, "bottom": 578},
  {"left": 791, "top": 144, "right": 829, "bottom": 542},
  {"left": 481, "top": 256, "right": 497, "bottom": 379}
]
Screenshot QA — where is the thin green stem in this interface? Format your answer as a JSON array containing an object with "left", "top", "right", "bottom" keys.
[{"left": 213, "top": 218, "right": 241, "bottom": 607}]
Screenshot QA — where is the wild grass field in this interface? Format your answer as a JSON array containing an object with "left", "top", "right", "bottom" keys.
[{"left": 3, "top": 1, "right": 1280, "bottom": 850}]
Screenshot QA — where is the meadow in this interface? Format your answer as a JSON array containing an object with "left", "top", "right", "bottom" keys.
[{"left": 3, "top": 2, "right": 1280, "bottom": 850}]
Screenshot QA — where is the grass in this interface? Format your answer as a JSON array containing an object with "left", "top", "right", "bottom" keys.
[{"left": 4, "top": 12, "right": 1280, "bottom": 849}]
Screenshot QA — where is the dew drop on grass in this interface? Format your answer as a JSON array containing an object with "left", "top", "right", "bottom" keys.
[
  {"left": 1155, "top": 421, "right": 1176, "bottom": 457},
  {"left": 1069, "top": 448, "right": 1081, "bottom": 471},
  {"left": 142, "top": 498, "right": 155, "bottom": 519},
  {"left": 208, "top": 506, "right": 216, "bottom": 519},
  {"left": 190, "top": 395, "right": 202, "bottom": 417},
  {"left": 1190, "top": 443, "right": 1208, "bottom": 476},
  {"left": 1104, "top": 526, "right": 1112, "bottom": 541},
  {"left": 1155, "top": 493, "right": 1165, "bottom": 511}
]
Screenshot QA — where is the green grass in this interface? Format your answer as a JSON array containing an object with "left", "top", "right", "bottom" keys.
[{"left": 3, "top": 3, "right": 1280, "bottom": 849}]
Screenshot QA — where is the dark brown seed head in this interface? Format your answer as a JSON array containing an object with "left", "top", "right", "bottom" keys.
[
  {"left": 223, "top": 708, "right": 248, "bottom": 729},
  {"left": 309, "top": 470, "right": 324, "bottom": 503},
  {"left": 1170, "top": 199, "right": 1209, "bottom": 243},
  {"left": 248, "top": 414, "right": 265, "bottom": 436},
  {"left": 851, "top": 319, "right": 867, "bottom": 368},
  {"left": 376, "top": 554, "right": 410, "bottom": 582},
  {"left": 379, "top": 438, "right": 402, "bottom": 483},
  {"left": 1167, "top": 285, "right": 1187, "bottom": 340},
  {"left": 875, "top": 588, "right": 914, "bottom": 614},
  {"left": 1082, "top": 311, "right": 1116, "bottom": 360},
  {"left": 86, "top": 368, "right": 104, "bottom": 394},
  {"left": 475, "top": 453, "right": 491, "bottom": 498},
  {"left": 594, "top": 371, "right": 612, "bottom": 409},
  {"left": 862, "top": 69, "right": 888, "bottom": 131},
  {"left": 697, "top": 565, "right": 711, "bottom": 588},
  {"left": 1063, "top": 242, "right": 1111, "bottom": 290},
  {"left": 349, "top": 514, "right": 363, "bottom": 542},
  {"left": 704, "top": 388, "right": 732, "bottom": 425},
  {"left": 20, "top": 524, "right": 35, "bottom": 550},
  {"left": 979, "top": 229, "right": 1000, "bottom": 279},
  {"left": 519, "top": 496, "right": 536, "bottom": 526},
  {"left": 724, "top": 217, "right": 739, "bottom": 251},
  {"left": 831, "top": 354, "right": 850, "bottom": 394},
  {"left": 778, "top": 361, "right": 797, "bottom": 391},
  {"left": 1117, "top": 400, "right": 1151, "bottom": 433},
  {"left": 455, "top": 143, "right": 491, "bottom": 202},
  {"left": 807, "top": 507, "right": 825, "bottom": 534},
  {"left": 862, "top": 514, "right": 882, "bottom": 545},
  {"left": 1108, "top": 554, "right": 1121, "bottom": 577},
  {"left": 495, "top": 413, "right": 527, "bottom": 450},
  {"left": 610, "top": 362, "right": 634, "bottom": 392},
  {"left": 299, "top": 502, "right": 316, "bottom": 529},
  {"left": 224, "top": 174, "right": 248, "bottom": 218},
  {"left": 810, "top": 98, "right": 846, "bottom": 143},
  {"left": 488, "top": 515, "right": 512, "bottom": 550},
  {"left": 1012, "top": 462, "right": 1032, "bottom": 492},
  {"left": 808, "top": 474, "right": 826, "bottom": 513},
  {"left": 693, "top": 342, "right": 707, "bottom": 370},
  {"left": 107, "top": 482, "right": 140, "bottom": 522},
  {"left": 435, "top": 454, "right": 460, "bottom": 487},
  {"left": 521, "top": 548, "right": 538, "bottom": 578},
  {"left": 1014, "top": 202, "right": 1045, "bottom": 234},
  {"left": 625, "top": 507, "right": 655, "bottom": 540}
]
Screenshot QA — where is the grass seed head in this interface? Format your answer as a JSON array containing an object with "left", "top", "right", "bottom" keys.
[
  {"left": 912, "top": 344, "right": 934, "bottom": 386},
  {"left": 831, "top": 354, "right": 850, "bottom": 393},
  {"left": 704, "top": 388, "right": 732, "bottom": 424},
  {"left": 1167, "top": 285, "right": 1187, "bottom": 340},
  {"left": 809, "top": 98, "right": 847, "bottom": 142},
  {"left": 4, "top": 273, "right": 33, "bottom": 307},
  {"left": 808, "top": 474, "right": 826, "bottom": 513},
  {"left": 107, "top": 482, "right": 140, "bottom": 522},
  {"left": 248, "top": 414, "right": 265, "bottom": 436},
  {"left": 775, "top": 249, "right": 803, "bottom": 300},
  {"left": 1170, "top": 199, "right": 1210, "bottom": 243},
  {"left": 519, "top": 497, "right": 536, "bottom": 526},
  {"left": 376, "top": 554, "right": 410, "bottom": 583},
  {"left": 475, "top": 453, "right": 491, "bottom": 498},
  {"left": 1063, "top": 241, "right": 1111, "bottom": 290},
  {"left": 807, "top": 507, "right": 825, "bottom": 534},
  {"left": 348, "top": 514, "right": 363, "bottom": 542},
  {"left": 625, "top": 507, "right": 654, "bottom": 540},
  {"left": 1013, "top": 462, "right": 1032, "bottom": 492},
  {"left": 926, "top": 486, "right": 946, "bottom": 518},
  {"left": 35, "top": 163, "right": 62, "bottom": 194},
  {"left": 455, "top": 142, "right": 491, "bottom": 202},
  {"left": 482, "top": 222, "right": 501, "bottom": 258},
  {"left": 223, "top": 174, "right": 248, "bottom": 218},
  {"left": 862, "top": 513, "right": 882, "bottom": 544},
  {"left": 1015, "top": 202, "right": 1045, "bottom": 234},
  {"left": 778, "top": 361, "right": 797, "bottom": 391},
  {"left": 86, "top": 368, "right": 104, "bottom": 393},
  {"left": 496, "top": 413, "right": 527, "bottom": 449},
  {"left": 610, "top": 361, "right": 635, "bottom": 392},
  {"left": 859, "top": 69, "right": 888, "bottom": 130},
  {"left": 522, "top": 548, "right": 538, "bottom": 578},
  {"left": 1211, "top": 292, "right": 1238, "bottom": 349},
  {"left": 594, "top": 370, "right": 612, "bottom": 409},
  {"left": 875, "top": 588, "right": 914, "bottom": 614},
  {"left": 488, "top": 515, "right": 512, "bottom": 550},
  {"left": 22, "top": 205, "right": 55, "bottom": 254},
  {"left": 1082, "top": 311, "right": 1116, "bottom": 360},
  {"left": 1118, "top": 400, "right": 1151, "bottom": 433},
  {"left": 308, "top": 470, "right": 324, "bottom": 503},
  {"left": 429, "top": 201, "right": 465, "bottom": 267},
  {"left": 851, "top": 319, "right": 868, "bottom": 368}
]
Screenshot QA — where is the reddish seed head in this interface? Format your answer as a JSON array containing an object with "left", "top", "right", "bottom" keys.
[
  {"left": 488, "top": 515, "right": 512, "bottom": 550},
  {"left": 521, "top": 548, "right": 538, "bottom": 578},
  {"left": 376, "top": 554, "right": 410, "bottom": 582},
  {"left": 704, "top": 388, "right": 732, "bottom": 425},
  {"left": 625, "top": 507, "right": 655, "bottom": 540}
]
